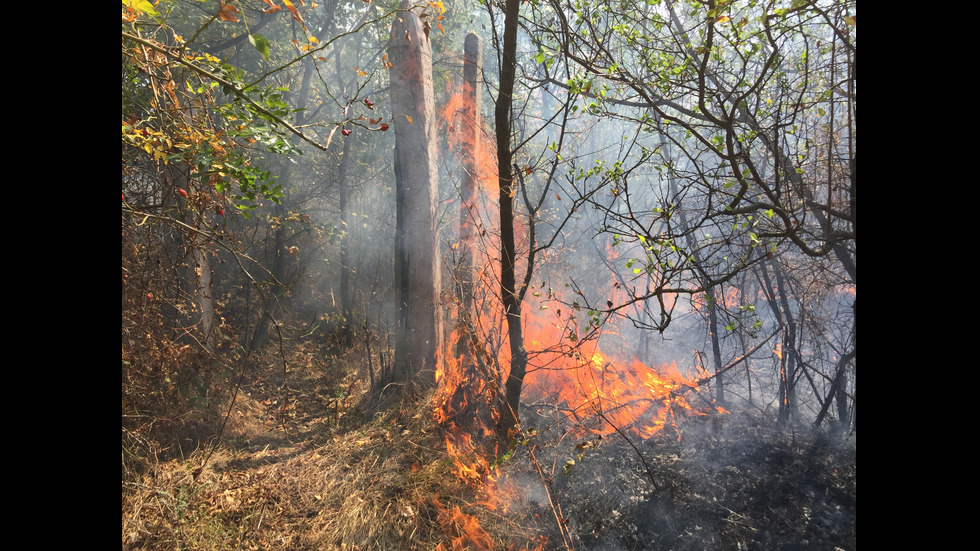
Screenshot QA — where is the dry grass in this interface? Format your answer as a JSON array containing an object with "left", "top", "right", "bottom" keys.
[
  {"left": 122, "top": 334, "right": 544, "bottom": 550},
  {"left": 122, "top": 331, "right": 855, "bottom": 550}
]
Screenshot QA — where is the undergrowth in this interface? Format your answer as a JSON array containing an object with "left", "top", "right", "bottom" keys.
[{"left": 122, "top": 326, "right": 543, "bottom": 550}]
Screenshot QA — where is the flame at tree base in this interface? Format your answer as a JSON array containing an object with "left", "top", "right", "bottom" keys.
[{"left": 430, "top": 77, "right": 727, "bottom": 547}]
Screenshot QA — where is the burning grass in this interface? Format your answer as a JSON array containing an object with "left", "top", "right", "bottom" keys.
[{"left": 123, "top": 329, "right": 854, "bottom": 550}]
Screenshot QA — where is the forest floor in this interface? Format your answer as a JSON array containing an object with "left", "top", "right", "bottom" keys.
[{"left": 121, "top": 332, "right": 856, "bottom": 550}]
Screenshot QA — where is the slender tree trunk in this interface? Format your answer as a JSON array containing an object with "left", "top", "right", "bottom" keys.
[
  {"left": 338, "top": 105, "right": 353, "bottom": 323},
  {"left": 773, "top": 264, "right": 797, "bottom": 424},
  {"left": 250, "top": 199, "right": 289, "bottom": 350},
  {"left": 815, "top": 348, "right": 854, "bottom": 429},
  {"left": 334, "top": 21, "right": 360, "bottom": 324},
  {"left": 496, "top": 0, "right": 526, "bottom": 439},
  {"left": 758, "top": 260, "right": 797, "bottom": 426},
  {"left": 191, "top": 241, "right": 216, "bottom": 353},
  {"left": 251, "top": 48, "right": 322, "bottom": 350},
  {"left": 389, "top": 0, "right": 443, "bottom": 391},
  {"left": 667, "top": 148, "right": 725, "bottom": 405},
  {"left": 166, "top": 162, "right": 218, "bottom": 355},
  {"left": 706, "top": 290, "right": 725, "bottom": 404}
]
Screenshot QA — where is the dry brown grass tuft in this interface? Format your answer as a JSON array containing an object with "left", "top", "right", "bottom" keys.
[{"left": 122, "top": 334, "right": 540, "bottom": 550}]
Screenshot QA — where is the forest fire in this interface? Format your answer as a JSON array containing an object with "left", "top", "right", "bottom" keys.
[
  {"left": 122, "top": 1, "right": 855, "bottom": 548},
  {"left": 433, "top": 58, "right": 722, "bottom": 518}
]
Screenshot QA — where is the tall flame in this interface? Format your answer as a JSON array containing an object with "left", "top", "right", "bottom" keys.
[{"left": 433, "top": 76, "right": 718, "bottom": 528}]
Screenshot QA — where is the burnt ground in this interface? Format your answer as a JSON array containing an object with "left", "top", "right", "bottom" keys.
[
  {"left": 122, "top": 337, "right": 855, "bottom": 550},
  {"left": 495, "top": 412, "right": 856, "bottom": 550}
]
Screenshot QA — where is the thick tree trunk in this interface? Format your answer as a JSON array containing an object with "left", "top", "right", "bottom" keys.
[
  {"left": 389, "top": 0, "right": 443, "bottom": 391},
  {"left": 440, "top": 32, "right": 501, "bottom": 438},
  {"left": 455, "top": 32, "right": 482, "bottom": 360}
]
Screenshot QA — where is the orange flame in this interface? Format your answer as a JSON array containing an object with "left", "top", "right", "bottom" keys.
[
  {"left": 433, "top": 497, "right": 494, "bottom": 551},
  {"left": 441, "top": 79, "right": 498, "bottom": 194},
  {"left": 433, "top": 71, "right": 718, "bottom": 530}
]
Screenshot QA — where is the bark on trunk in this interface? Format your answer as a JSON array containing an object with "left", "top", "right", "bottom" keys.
[
  {"left": 706, "top": 290, "right": 726, "bottom": 404},
  {"left": 338, "top": 107, "right": 353, "bottom": 322},
  {"left": 496, "top": 0, "right": 526, "bottom": 440},
  {"left": 389, "top": 0, "right": 443, "bottom": 391}
]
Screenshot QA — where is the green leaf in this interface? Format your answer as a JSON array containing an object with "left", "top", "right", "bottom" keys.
[
  {"left": 249, "top": 34, "right": 271, "bottom": 61},
  {"left": 124, "top": 0, "right": 159, "bottom": 17}
]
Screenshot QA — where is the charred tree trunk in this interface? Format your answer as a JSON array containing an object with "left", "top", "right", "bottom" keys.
[
  {"left": 759, "top": 260, "right": 797, "bottom": 426},
  {"left": 389, "top": 0, "right": 443, "bottom": 391},
  {"left": 455, "top": 32, "right": 482, "bottom": 361},
  {"left": 706, "top": 289, "right": 726, "bottom": 404},
  {"left": 496, "top": 0, "right": 526, "bottom": 440},
  {"left": 440, "top": 32, "right": 499, "bottom": 434},
  {"left": 773, "top": 264, "right": 797, "bottom": 425},
  {"left": 815, "top": 347, "right": 854, "bottom": 430}
]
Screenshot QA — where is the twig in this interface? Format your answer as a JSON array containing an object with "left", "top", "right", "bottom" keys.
[
  {"left": 254, "top": 500, "right": 268, "bottom": 535},
  {"left": 593, "top": 409, "right": 660, "bottom": 491}
]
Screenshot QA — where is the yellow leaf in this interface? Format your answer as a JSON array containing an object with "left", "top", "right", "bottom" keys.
[
  {"left": 403, "top": 114, "right": 413, "bottom": 125},
  {"left": 282, "top": 0, "right": 304, "bottom": 23}
]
